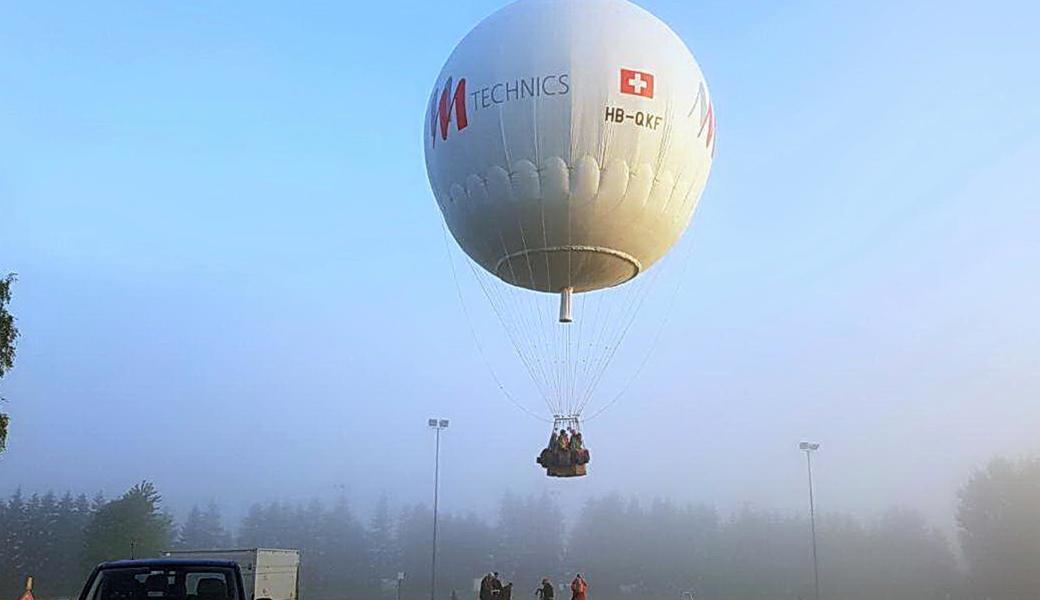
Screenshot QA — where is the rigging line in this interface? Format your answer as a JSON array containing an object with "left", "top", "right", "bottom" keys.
[
  {"left": 566, "top": 90, "right": 619, "bottom": 414},
  {"left": 560, "top": 306, "right": 570, "bottom": 416},
  {"left": 582, "top": 284, "right": 623, "bottom": 390},
  {"left": 575, "top": 284, "right": 608, "bottom": 404},
  {"left": 583, "top": 287, "right": 605, "bottom": 408},
  {"left": 538, "top": 197, "right": 565, "bottom": 413},
  {"left": 571, "top": 288, "right": 592, "bottom": 411},
  {"left": 507, "top": 283, "right": 554, "bottom": 407},
  {"left": 581, "top": 262, "right": 663, "bottom": 411},
  {"left": 574, "top": 287, "right": 611, "bottom": 411},
  {"left": 561, "top": 310, "right": 571, "bottom": 416},
  {"left": 572, "top": 290, "right": 588, "bottom": 415},
  {"left": 570, "top": 288, "right": 587, "bottom": 415},
  {"left": 583, "top": 234, "right": 700, "bottom": 423},
  {"left": 490, "top": 83, "right": 557, "bottom": 411},
  {"left": 441, "top": 225, "right": 551, "bottom": 424},
  {"left": 465, "top": 251, "right": 554, "bottom": 411},
  {"left": 510, "top": 205, "right": 547, "bottom": 391},
  {"left": 567, "top": 314, "right": 574, "bottom": 416},
  {"left": 468, "top": 261, "right": 554, "bottom": 411},
  {"left": 576, "top": 271, "right": 657, "bottom": 414},
  {"left": 462, "top": 230, "right": 554, "bottom": 411},
  {"left": 575, "top": 275, "right": 639, "bottom": 410},
  {"left": 517, "top": 211, "right": 559, "bottom": 412},
  {"left": 574, "top": 112, "right": 626, "bottom": 408},
  {"left": 565, "top": 160, "right": 577, "bottom": 416},
  {"left": 530, "top": 93, "right": 563, "bottom": 413},
  {"left": 478, "top": 258, "right": 560, "bottom": 416},
  {"left": 495, "top": 229, "right": 553, "bottom": 397},
  {"left": 471, "top": 246, "right": 532, "bottom": 372},
  {"left": 504, "top": 230, "right": 548, "bottom": 376},
  {"left": 577, "top": 271, "right": 657, "bottom": 414},
  {"left": 529, "top": 291, "right": 558, "bottom": 411}
]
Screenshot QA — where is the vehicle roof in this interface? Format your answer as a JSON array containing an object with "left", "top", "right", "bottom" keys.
[
  {"left": 99, "top": 558, "right": 239, "bottom": 569},
  {"left": 165, "top": 548, "right": 298, "bottom": 554}
]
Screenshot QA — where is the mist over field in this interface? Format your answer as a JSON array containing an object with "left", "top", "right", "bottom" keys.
[{"left": 2, "top": 1, "right": 1039, "bottom": 600}]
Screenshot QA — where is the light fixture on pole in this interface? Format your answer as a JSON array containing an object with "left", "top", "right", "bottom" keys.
[
  {"left": 428, "top": 418, "right": 449, "bottom": 600},
  {"left": 799, "top": 441, "right": 821, "bottom": 600}
]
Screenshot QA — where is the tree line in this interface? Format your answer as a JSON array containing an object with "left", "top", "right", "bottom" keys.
[{"left": 1, "top": 457, "right": 1038, "bottom": 600}]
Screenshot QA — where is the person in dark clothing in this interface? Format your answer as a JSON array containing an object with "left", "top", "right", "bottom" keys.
[
  {"left": 480, "top": 574, "right": 494, "bottom": 600},
  {"left": 535, "top": 579, "right": 554, "bottom": 600},
  {"left": 491, "top": 573, "right": 504, "bottom": 599}
]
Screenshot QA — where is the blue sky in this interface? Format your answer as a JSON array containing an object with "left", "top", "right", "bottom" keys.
[{"left": 1, "top": 0, "right": 1038, "bottom": 527}]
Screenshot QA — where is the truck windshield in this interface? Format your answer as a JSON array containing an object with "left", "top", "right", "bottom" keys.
[{"left": 85, "top": 567, "right": 239, "bottom": 600}]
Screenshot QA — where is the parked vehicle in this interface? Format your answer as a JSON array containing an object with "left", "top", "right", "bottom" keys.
[
  {"left": 162, "top": 549, "right": 300, "bottom": 600},
  {"left": 79, "top": 558, "right": 248, "bottom": 600}
]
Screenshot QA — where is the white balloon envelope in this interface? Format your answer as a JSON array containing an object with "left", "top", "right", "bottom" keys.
[
  {"left": 425, "top": 0, "right": 717, "bottom": 427},
  {"left": 426, "top": 0, "right": 716, "bottom": 296}
]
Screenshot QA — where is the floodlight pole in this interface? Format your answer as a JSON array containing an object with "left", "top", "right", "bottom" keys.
[
  {"left": 800, "top": 442, "right": 821, "bottom": 600},
  {"left": 429, "top": 419, "right": 449, "bottom": 600}
]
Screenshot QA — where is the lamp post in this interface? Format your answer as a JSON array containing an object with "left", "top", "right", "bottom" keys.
[
  {"left": 799, "top": 441, "right": 821, "bottom": 600},
  {"left": 429, "top": 418, "right": 449, "bottom": 600}
]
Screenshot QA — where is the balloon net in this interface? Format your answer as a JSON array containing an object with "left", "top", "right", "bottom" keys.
[{"left": 443, "top": 222, "right": 697, "bottom": 423}]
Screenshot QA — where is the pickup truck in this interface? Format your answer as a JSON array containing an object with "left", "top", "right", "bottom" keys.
[{"left": 78, "top": 559, "right": 249, "bottom": 600}]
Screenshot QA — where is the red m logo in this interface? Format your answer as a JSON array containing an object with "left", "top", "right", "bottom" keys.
[
  {"left": 430, "top": 76, "right": 468, "bottom": 146},
  {"left": 688, "top": 81, "right": 717, "bottom": 156}
]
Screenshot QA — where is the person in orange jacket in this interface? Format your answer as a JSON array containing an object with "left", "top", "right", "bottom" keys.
[{"left": 570, "top": 575, "right": 587, "bottom": 600}]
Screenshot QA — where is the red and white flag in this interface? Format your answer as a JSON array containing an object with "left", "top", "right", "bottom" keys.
[{"left": 620, "top": 68, "right": 655, "bottom": 98}]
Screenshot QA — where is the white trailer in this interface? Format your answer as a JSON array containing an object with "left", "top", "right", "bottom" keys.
[{"left": 163, "top": 549, "right": 300, "bottom": 600}]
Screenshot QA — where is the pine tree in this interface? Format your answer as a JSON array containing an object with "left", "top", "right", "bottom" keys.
[
  {"left": 321, "top": 496, "right": 368, "bottom": 596},
  {"left": 368, "top": 493, "right": 400, "bottom": 585},
  {"left": 82, "top": 482, "right": 172, "bottom": 568},
  {"left": 177, "top": 502, "right": 232, "bottom": 549},
  {"left": 0, "top": 494, "right": 14, "bottom": 598},
  {"left": 50, "top": 492, "right": 95, "bottom": 594},
  {"left": 959, "top": 457, "right": 1040, "bottom": 599},
  {"left": 4, "top": 490, "right": 30, "bottom": 592},
  {"left": 237, "top": 503, "right": 266, "bottom": 548},
  {"left": 22, "top": 493, "right": 58, "bottom": 595}
]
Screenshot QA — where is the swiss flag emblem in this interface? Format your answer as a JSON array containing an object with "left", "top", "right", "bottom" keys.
[{"left": 620, "top": 69, "right": 655, "bottom": 98}]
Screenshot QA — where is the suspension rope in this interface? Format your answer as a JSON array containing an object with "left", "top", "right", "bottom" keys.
[
  {"left": 442, "top": 224, "right": 552, "bottom": 423},
  {"left": 574, "top": 274, "right": 645, "bottom": 410},
  {"left": 583, "top": 228, "right": 700, "bottom": 423},
  {"left": 577, "top": 269, "right": 659, "bottom": 414},
  {"left": 468, "top": 259, "right": 555, "bottom": 412},
  {"left": 494, "top": 229, "right": 554, "bottom": 403}
]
